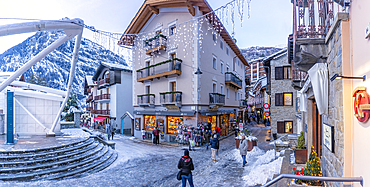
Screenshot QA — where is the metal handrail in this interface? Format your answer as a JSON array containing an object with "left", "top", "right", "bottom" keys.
[{"left": 263, "top": 174, "right": 363, "bottom": 187}]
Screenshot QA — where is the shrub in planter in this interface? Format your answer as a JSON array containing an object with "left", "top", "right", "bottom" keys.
[{"left": 295, "top": 131, "right": 307, "bottom": 164}]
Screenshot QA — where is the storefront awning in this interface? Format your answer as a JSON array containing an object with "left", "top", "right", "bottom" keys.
[
  {"left": 307, "top": 63, "right": 328, "bottom": 115},
  {"left": 94, "top": 116, "right": 108, "bottom": 122}
]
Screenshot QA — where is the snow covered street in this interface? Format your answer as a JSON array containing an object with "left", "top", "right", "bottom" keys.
[{"left": 0, "top": 125, "right": 284, "bottom": 187}]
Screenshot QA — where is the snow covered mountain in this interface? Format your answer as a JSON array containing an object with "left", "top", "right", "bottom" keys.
[
  {"left": 241, "top": 46, "right": 283, "bottom": 62},
  {"left": 0, "top": 30, "right": 129, "bottom": 108}
]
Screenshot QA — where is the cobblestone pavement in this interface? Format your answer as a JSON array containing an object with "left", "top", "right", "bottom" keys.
[{"left": 0, "top": 125, "right": 274, "bottom": 187}]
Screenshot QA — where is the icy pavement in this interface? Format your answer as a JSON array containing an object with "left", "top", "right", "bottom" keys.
[{"left": 0, "top": 127, "right": 283, "bottom": 187}]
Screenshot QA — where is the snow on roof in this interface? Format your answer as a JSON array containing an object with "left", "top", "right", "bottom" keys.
[
  {"left": 101, "top": 62, "right": 132, "bottom": 71},
  {"left": 85, "top": 76, "right": 96, "bottom": 86},
  {"left": 0, "top": 72, "right": 20, "bottom": 83}
]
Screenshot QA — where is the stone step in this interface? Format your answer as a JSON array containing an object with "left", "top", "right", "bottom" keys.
[
  {"left": 0, "top": 145, "right": 109, "bottom": 181},
  {"left": 0, "top": 142, "right": 99, "bottom": 170},
  {"left": 0, "top": 138, "right": 94, "bottom": 161},
  {"left": 0, "top": 137, "right": 90, "bottom": 156},
  {"left": 43, "top": 148, "right": 116, "bottom": 180}
]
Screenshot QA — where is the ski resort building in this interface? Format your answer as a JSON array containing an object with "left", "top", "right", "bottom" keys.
[
  {"left": 85, "top": 62, "right": 133, "bottom": 135},
  {"left": 119, "top": 0, "right": 248, "bottom": 142}
]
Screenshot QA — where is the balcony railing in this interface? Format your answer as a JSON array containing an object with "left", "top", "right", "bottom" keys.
[
  {"left": 293, "top": 0, "right": 344, "bottom": 39},
  {"left": 94, "top": 94, "right": 111, "bottom": 102},
  {"left": 86, "top": 95, "right": 93, "bottom": 103},
  {"left": 225, "top": 72, "right": 242, "bottom": 89},
  {"left": 98, "top": 78, "right": 109, "bottom": 87},
  {"left": 160, "top": 91, "right": 182, "bottom": 107},
  {"left": 94, "top": 110, "right": 110, "bottom": 115},
  {"left": 137, "top": 94, "right": 155, "bottom": 107},
  {"left": 292, "top": 69, "right": 307, "bottom": 81},
  {"left": 144, "top": 34, "right": 167, "bottom": 55},
  {"left": 209, "top": 93, "right": 225, "bottom": 107},
  {"left": 239, "top": 100, "right": 248, "bottom": 108},
  {"left": 136, "top": 58, "right": 182, "bottom": 82},
  {"left": 86, "top": 106, "right": 93, "bottom": 111}
]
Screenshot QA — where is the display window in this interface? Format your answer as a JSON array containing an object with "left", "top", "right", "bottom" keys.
[
  {"left": 156, "top": 116, "right": 165, "bottom": 135},
  {"left": 208, "top": 116, "right": 217, "bottom": 133},
  {"left": 220, "top": 114, "right": 229, "bottom": 136},
  {"left": 167, "top": 116, "right": 183, "bottom": 134},
  {"left": 144, "top": 115, "right": 156, "bottom": 132}
]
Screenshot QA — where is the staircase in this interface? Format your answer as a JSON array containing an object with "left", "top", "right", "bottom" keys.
[{"left": 0, "top": 136, "right": 117, "bottom": 181}]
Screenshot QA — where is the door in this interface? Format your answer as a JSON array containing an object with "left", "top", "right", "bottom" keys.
[
  {"left": 146, "top": 85, "right": 150, "bottom": 103},
  {"left": 312, "top": 101, "right": 322, "bottom": 158},
  {"left": 170, "top": 82, "right": 176, "bottom": 102}
]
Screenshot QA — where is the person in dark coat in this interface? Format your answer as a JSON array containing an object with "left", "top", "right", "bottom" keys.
[
  {"left": 178, "top": 150, "right": 194, "bottom": 187},
  {"left": 154, "top": 127, "right": 160, "bottom": 144},
  {"left": 204, "top": 130, "right": 211, "bottom": 150},
  {"left": 210, "top": 134, "right": 219, "bottom": 162}
]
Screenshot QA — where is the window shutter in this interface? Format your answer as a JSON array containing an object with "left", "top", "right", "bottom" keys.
[
  {"left": 275, "top": 93, "right": 283, "bottom": 106},
  {"left": 275, "top": 67, "right": 283, "bottom": 80},
  {"left": 277, "top": 121, "right": 285, "bottom": 133}
]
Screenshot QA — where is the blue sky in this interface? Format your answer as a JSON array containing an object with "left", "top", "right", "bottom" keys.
[{"left": 0, "top": 0, "right": 292, "bottom": 54}]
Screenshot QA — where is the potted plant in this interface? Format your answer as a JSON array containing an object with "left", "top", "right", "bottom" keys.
[{"left": 295, "top": 131, "right": 307, "bottom": 164}]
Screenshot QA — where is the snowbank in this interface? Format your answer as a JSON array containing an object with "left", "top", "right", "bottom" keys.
[{"left": 242, "top": 157, "right": 283, "bottom": 186}]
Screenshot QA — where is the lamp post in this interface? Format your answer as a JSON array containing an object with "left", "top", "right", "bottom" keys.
[{"left": 195, "top": 67, "right": 202, "bottom": 125}]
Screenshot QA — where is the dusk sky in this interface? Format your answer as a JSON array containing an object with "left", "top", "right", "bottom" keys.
[{"left": 0, "top": 0, "right": 292, "bottom": 54}]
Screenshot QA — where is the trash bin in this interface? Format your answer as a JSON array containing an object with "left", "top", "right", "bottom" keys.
[{"left": 236, "top": 138, "right": 241, "bottom": 149}]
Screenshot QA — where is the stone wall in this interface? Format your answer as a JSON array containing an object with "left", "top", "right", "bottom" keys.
[
  {"left": 322, "top": 14, "right": 348, "bottom": 187},
  {"left": 270, "top": 52, "right": 298, "bottom": 136}
]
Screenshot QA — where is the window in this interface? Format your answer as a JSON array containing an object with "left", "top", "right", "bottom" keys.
[
  {"left": 220, "top": 85, "right": 224, "bottom": 95},
  {"left": 233, "top": 58, "right": 236, "bottom": 71},
  {"left": 238, "top": 93, "right": 240, "bottom": 100},
  {"left": 275, "top": 92, "right": 293, "bottom": 106},
  {"left": 226, "top": 88, "right": 229, "bottom": 98},
  {"left": 213, "top": 83, "right": 217, "bottom": 93},
  {"left": 226, "top": 47, "right": 229, "bottom": 55},
  {"left": 213, "top": 33, "right": 217, "bottom": 42},
  {"left": 277, "top": 121, "right": 293, "bottom": 133},
  {"left": 170, "top": 81, "right": 176, "bottom": 101},
  {"left": 213, "top": 56, "right": 217, "bottom": 70},
  {"left": 146, "top": 61, "right": 151, "bottom": 76},
  {"left": 220, "top": 41, "right": 223, "bottom": 49},
  {"left": 220, "top": 62, "right": 224, "bottom": 74},
  {"left": 226, "top": 66, "right": 229, "bottom": 72},
  {"left": 275, "top": 66, "right": 291, "bottom": 80},
  {"left": 235, "top": 92, "right": 237, "bottom": 101},
  {"left": 169, "top": 25, "right": 176, "bottom": 36}
]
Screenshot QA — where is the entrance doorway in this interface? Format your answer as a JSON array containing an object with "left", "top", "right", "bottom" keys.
[{"left": 312, "top": 101, "right": 322, "bottom": 158}]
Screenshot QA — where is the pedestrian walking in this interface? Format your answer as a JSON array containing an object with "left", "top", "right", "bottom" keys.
[
  {"left": 210, "top": 134, "right": 219, "bottom": 162},
  {"left": 177, "top": 150, "right": 194, "bottom": 187},
  {"left": 152, "top": 128, "right": 157, "bottom": 145},
  {"left": 204, "top": 130, "right": 211, "bottom": 150},
  {"left": 239, "top": 135, "right": 249, "bottom": 167},
  {"left": 106, "top": 124, "right": 111, "bottom": 140},
  {"left": 217, "top": 127, "right": 221, "bottom": 137},
  {"left": 111, "top": 128, "right": 115, "bottom": 140},
  {"left": 141, "top": 129, "right": 145, "bottom": 140},
  {"left": 154, "top": 127, "right": 160, "bottom": 145}
]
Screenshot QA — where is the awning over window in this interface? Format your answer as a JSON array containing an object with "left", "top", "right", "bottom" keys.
[
  {"left": 307, "top": 63, "right": 328, "bottom": 115},
  {"left": 94, "top": 116, "right": 108, "bottom": 122}
]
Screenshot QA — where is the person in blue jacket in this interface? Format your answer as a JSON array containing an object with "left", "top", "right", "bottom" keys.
[{"left": 210, "top": 134, "right": 219, "bottom": 162}]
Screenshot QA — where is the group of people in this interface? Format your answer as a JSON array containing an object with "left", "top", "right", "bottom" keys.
[
  {"left": 177, "top": 131, "right": 250, "bottom": 187},
  {"left": 105, "top": 123, "right": 115, "bottom": 140}
]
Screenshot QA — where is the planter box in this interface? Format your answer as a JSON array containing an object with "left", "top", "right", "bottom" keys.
[
  {"left": 295, "top": 149, "right": 307, "bottom": 164},
  {"left": 247, "top": 140, "right": 257, "bottom": 151},
  {"left": 236, "top": 139, "right": 240, "bottom": 149}
]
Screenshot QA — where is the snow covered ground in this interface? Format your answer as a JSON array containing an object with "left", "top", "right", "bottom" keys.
[{"left": 0, "top": 128, "right": 283, "bottom": 187}]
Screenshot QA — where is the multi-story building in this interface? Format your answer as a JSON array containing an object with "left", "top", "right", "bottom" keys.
[
  {"left": 263, "top": 49, "right": 306, "bottom": 139},
  {"left": 289, "top": 0, "right": 370, "bottom": 185},
  {"left": 245, "top": 59, "right": 268, "bottom": 123},
  {"left": 84, "top": 62, "right": 133, "bottom": 135},
  {"left": 119, "top": 0, "right": 248, "bottom": 142}
]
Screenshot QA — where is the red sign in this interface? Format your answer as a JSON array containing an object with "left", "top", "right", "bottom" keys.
[
  {"left": 263, "top": 103, "right": 270, "bottom": 109},
  {"left": 264, "top": 112, "right": 270, "bottom": 117},
  {"left": 353, "top": 86, "right": 370, "bottom": 123}
]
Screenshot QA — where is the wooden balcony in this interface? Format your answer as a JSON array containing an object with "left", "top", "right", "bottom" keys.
[
  {"left": 136, "top": 58, "right": 182, "bottom": 82},
  {"left": 137, "top": 94, "right": 155, "bottom": 107},
  {"left": 144, "top": 34, "right": 167, "bottom": 56},
  {"left": 225, "top": 72, "right": 242, "bottom": 89},
  {"left": 86, "top": 106, "right": 93, "bottom": 111},
  {"left": 95, "top": 94, "right": 111, "bottom": 102},
  {"left": 239, "top": 100, "right": 248, "bottom": 108},
  {"left": 160, "top": 91, "right": 182, "bottom": 107},
  {"left": 86, "top": 95, "right": 93, "bottom": 103},
  {"left": 94, "top": 110, "right": 110, "bottom": 115},
  {"left": 98, "top": 78, "right": 110, "bottom": 88}
]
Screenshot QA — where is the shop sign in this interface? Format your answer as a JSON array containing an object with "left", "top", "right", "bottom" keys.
[
  {"left": 239, "top": 123, "right": 243, "bottom": 131},
  {"left": 353, "top": 86, "right": 370, "bottom": 122},
  {"left": 166, "top": 105, "right": 180, "bottom": 111},
  {"left": 323, "top": 123, "right": 334, "bottom": 153},
  {"left": 210, "top": 105, "right": 219, "bottom": 111}
]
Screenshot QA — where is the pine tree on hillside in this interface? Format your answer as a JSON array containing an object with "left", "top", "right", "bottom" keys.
[{"left": 28, "top": 73, "right": 49, "bottom": 87}]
